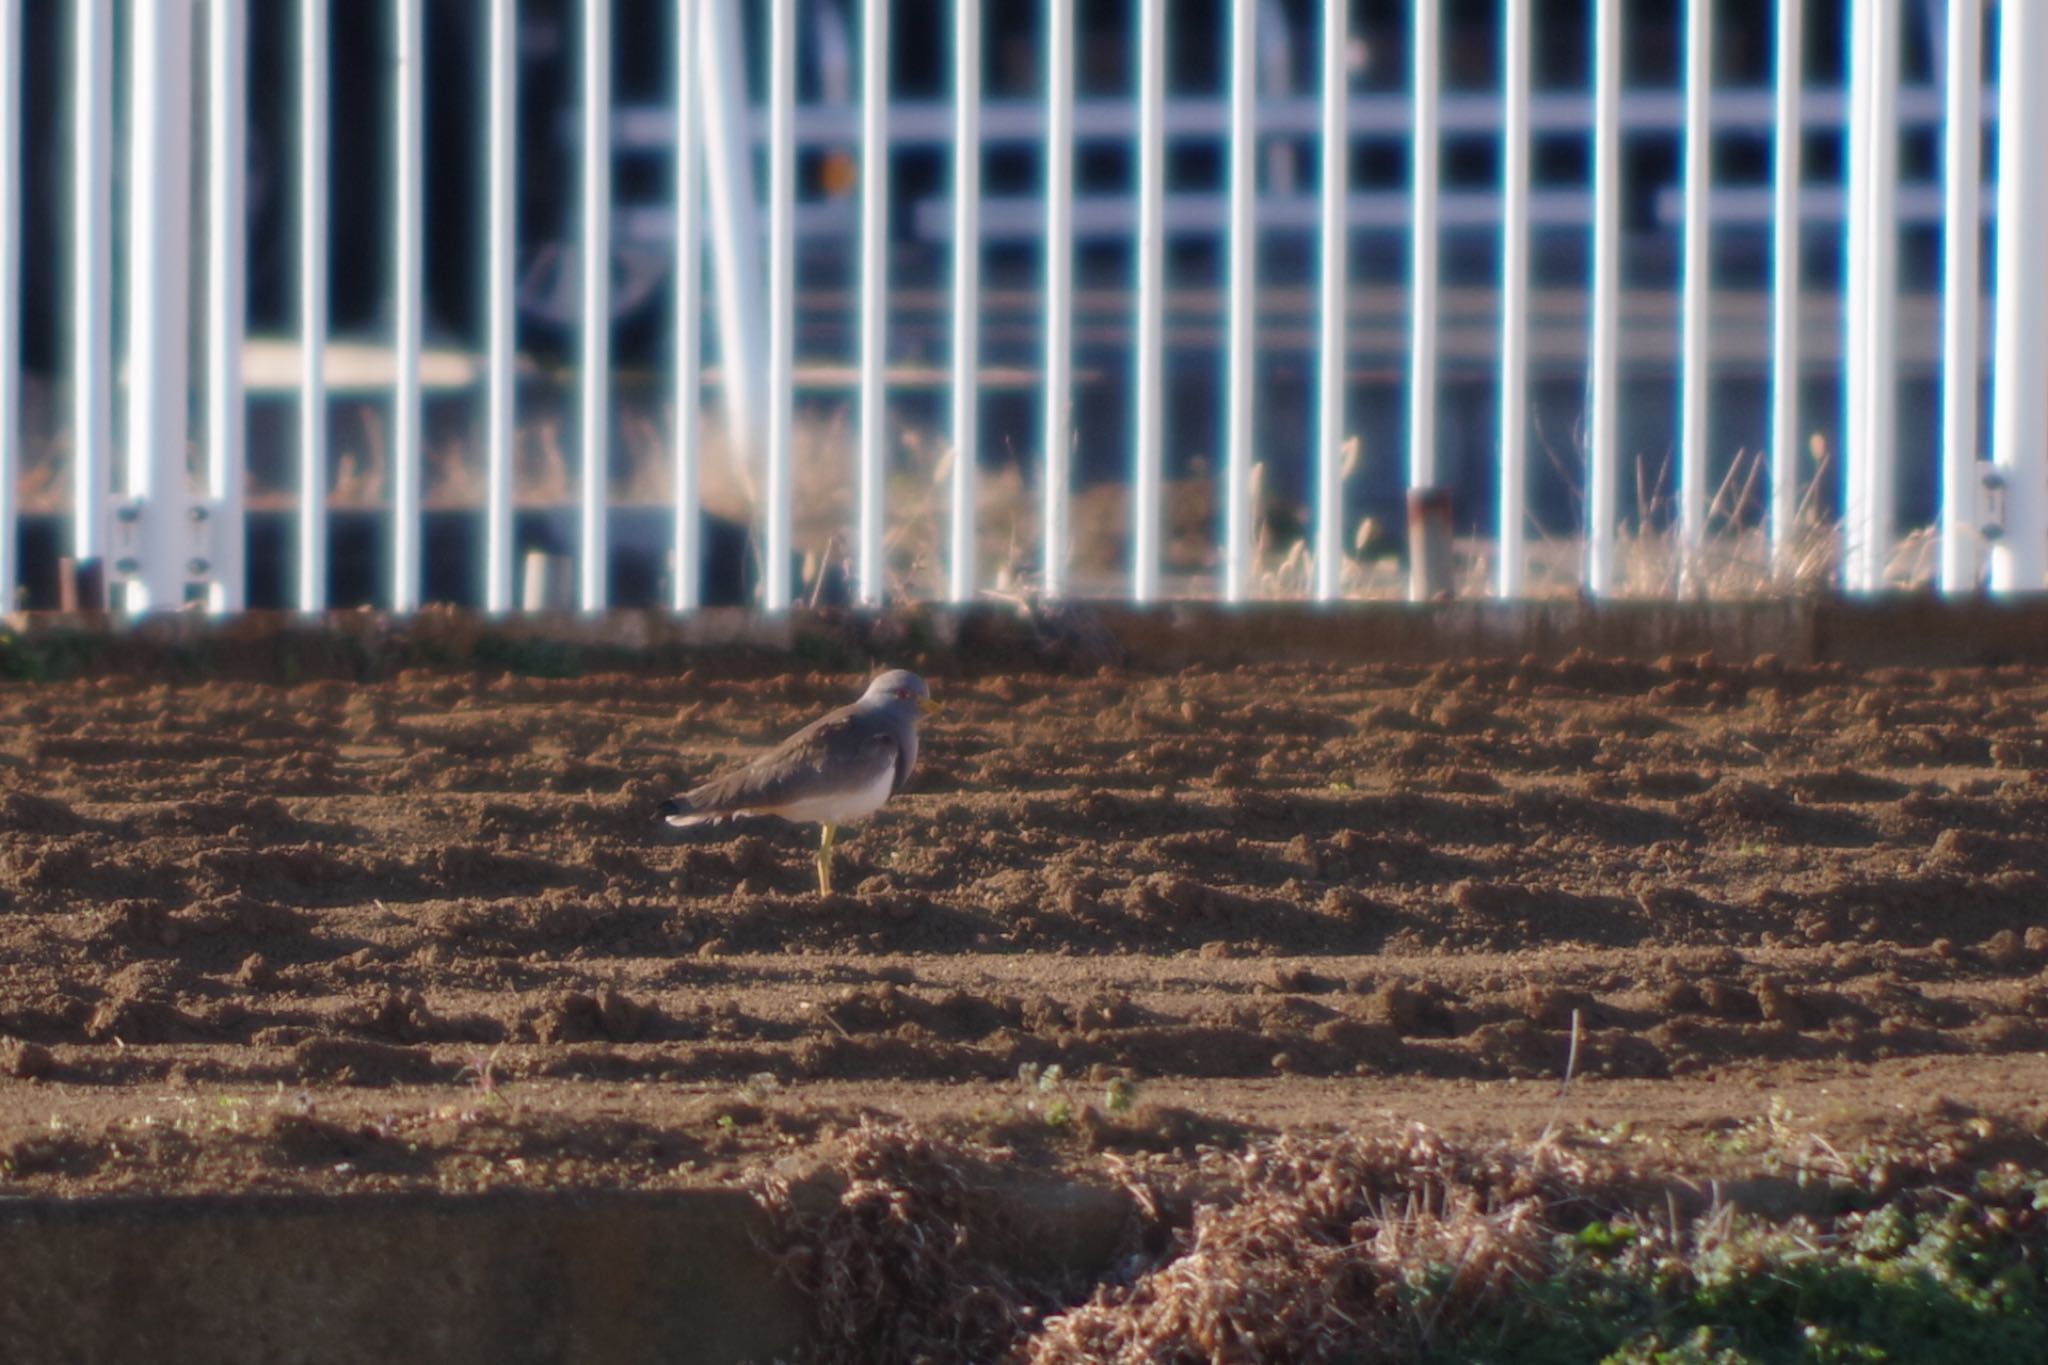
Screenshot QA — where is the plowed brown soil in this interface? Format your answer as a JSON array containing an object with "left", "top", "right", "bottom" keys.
[{"left": 3, "top": 652, "right": 2048, "bottom": 1196}]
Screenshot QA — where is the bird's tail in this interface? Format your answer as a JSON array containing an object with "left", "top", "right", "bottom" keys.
[{"left": 656, "top": 795, "right": 707, "bottom": 828}]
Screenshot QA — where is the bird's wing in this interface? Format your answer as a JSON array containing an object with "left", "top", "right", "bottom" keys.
[
  {"left": 678, "top": 709, "right": 900, "bottom": 819},
  {"left": 891, "top": 720, "right": 918, "bottom": 794}
]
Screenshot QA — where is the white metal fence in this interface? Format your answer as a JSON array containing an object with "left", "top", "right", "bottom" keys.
[{"left": 3, "top": 1, "right": 2045, "bottom": 614}]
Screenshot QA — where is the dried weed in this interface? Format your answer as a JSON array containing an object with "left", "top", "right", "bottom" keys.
[
  {"left": 1026, "top": 1127, "right": 1576, "bottom": 1364},
  {"left": 750, "top": 1123, "right": 1597, "bottom": 1365},
  {"left": 748, "top": 1122, "right": 1091, "bottom": 1365}
]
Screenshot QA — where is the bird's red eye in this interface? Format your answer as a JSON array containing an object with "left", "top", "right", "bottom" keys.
[{"left": 895, "top": 688, "right": 911, "bottom": 699}]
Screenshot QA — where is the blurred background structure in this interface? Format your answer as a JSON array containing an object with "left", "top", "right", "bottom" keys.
[{"left": 0, "top": 0, "right": 2041, "bottom": 611}]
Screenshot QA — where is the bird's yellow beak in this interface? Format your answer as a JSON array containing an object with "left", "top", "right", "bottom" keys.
[{"left": 919, "top": 697, "right": 945, "bottom": 717}]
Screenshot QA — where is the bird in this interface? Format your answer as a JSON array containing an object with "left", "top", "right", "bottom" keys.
[{"left": 657, "top": 669, "right": 939, "bottom": 896}]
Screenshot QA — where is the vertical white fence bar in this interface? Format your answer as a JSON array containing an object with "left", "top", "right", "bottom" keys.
[
  {"left": 1842, "top": 3, "right": 1869, "bottom": 589},
  {"left": 1495, "top": 0, "right": 1530, "bottom": 599},
  {"left": 299, "top": 0, "right": 329, "bottom": 612},
  {"left": 392, "top": 0, "right": 423, "bottom": 612},
  {"left": 1768, "top": 0, "right": 1802, "bottom": 575},
  {"left": 0, "top": 0, "right": 17, "bottom": 610},
  {"left": 764, "top": 0, "right": 794, "bottom": 609},
  {"left": 72, "top": 0, "right": 111, "bottom": 569},
  {"left": 129, "top": 0, "right": 195, "bottom": 612},
  {"left": 1312, "top": 0, "right": 1347, "bottom": 602},
  {"left": 1938, "top": 0, "right": 1983, "bottom": 593},
  {"left": 1677, "top": 0, "right": 1710, "bottom": 576},
  {"left": 486, "top": 0, "right": 516, "bottom": 612},
  {"left": 699, "top": 0, "right": 763, "bottom": 471},
  {"left": 209, "top": 0, "right": 248, "bottom": 614},
  {"left": 1132, "top": 0, "right": 1163, "bottom": 602},
  {"left": 1845, "top": 0, "right": 1899, "bottom": 592},
  {"left": 1990, "top": 0, "right": 2048, "bottom": 591},
  {"left": 1041, "top": 0, "right": 1073, "bottom": 598},
  {"left": 1870, "top": 1, "right": 1900, "bottom": 590},
  {"left": 947, "top": 0, "right": 981, "bottom": 603},
  {"left": 1222, "top": 0, "right": 1255, "bottom": 602},
  {"left": 673, "top": 0, "right": 703, "bottom": 612},
  {"left": 1586, "top": 0, "right": 1620, "bottom": 596},
  {"left": 1406, "top": 0, "right": 1440, "bottom": 518},
  {"left": 581, "top": 0, "right": 611, "bottom": 611},
  {"left": 856, "top": 0, "right": 889, "bottom": 604}
]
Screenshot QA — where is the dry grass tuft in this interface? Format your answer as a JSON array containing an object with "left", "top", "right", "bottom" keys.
[
  {"left": 1025, "top": 1128, "right": 1577, "bottom": 1365},
  {"left": 1605, "top": 442, "right": 1841, "bottom": 598},
  {"left": 749, "top": 1123, "right": 1607, "bottom": 1365},
  {"left": 747, "top": 1122, "right": 1094, "bottom": 1365}
]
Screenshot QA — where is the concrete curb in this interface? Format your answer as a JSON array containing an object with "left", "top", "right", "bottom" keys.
[
  {"left": 0, "top": 1179, "right": 1134, "bottom": 1365},
  {"left": 5, "top": 596, "right": 2048, "bottom": 679}
]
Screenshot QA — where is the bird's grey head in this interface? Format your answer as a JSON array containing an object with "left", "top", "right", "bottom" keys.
[{"left": 861, "top": 668, "right": 937, "bottom": 720}]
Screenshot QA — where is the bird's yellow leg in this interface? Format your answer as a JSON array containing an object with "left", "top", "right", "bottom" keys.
[{"left": 816, "top": 823, "right": 838, "bottom": 896}]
